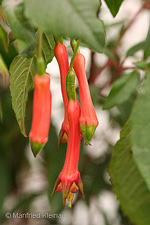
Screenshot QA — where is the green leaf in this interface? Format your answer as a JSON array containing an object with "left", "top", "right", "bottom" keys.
[
  {"left": 144, "top": 23, "right": 150, "bottom": 59},
  {"left": 116, "top": 92, "right": 137, "bottom": 126},
  {"left": 2, "top": 0, "right": 36, "bottom": 44},
  {"left": 9, "top": 56, "right": 37, "bottom": 136},
  {"left": 126, "top": 41, "right": 145, "bottom": 57},
  {"left": 103, "top": 71, "right": 140, "bottom": 110},
  {"left": 20, "top": 33, "right": 55, "bottom": 61},
  {"left": 104, "top": 0, "right": 124, "bottom": 17},
  {"left": 0, "top": 54, "right": 9, "bottom": 86},
  {"left": 134, "top": 61, "right": 150, "bottom": 71},
  {"left": 0, "top": 29, "right": 18, "bottom": 67},
  {"left": 16, "top": 39, "right": 28, "bottom": 54},
  {"left": 103, "top": 47, "right": 115, "bottom": 59},
  {"left": 0, "top": 24, "right": 8, "bottom": 53},
  {"left": 20, "top": 43, "right": 36, "bottom": 58},
  {"left": 131, "top": 72, "right": 150, "bottom": 192},
  {"left": 24, "top": 0, "right": 105, "bottom": 53},
  {"left": 41, "top": 33, "right": 55, "bottom": 64},
  {"left": 109, "top": 120, "right": 150, "bottom": 225}
]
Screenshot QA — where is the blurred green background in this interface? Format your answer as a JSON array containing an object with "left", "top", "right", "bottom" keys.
[{"left": 1, "top": 0, "right": 149, "bottom": 224}]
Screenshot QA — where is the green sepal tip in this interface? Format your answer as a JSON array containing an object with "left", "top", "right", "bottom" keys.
[
  {"left": 80, "top": 123, "right": 97, "bottom": 145},
  {"left": 54, "top": 36, "right": 63, "bottom": 44},
  {"left": 30, "top": 141, "right": 45, "bottom": 157}
]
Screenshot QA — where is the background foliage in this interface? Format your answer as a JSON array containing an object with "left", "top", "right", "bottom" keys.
[{"left": 0, "top": 0, "right": 150, "bottom": 224}]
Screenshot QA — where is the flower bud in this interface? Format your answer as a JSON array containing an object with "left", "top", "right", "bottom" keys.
[
  {"left": 73, "top": 53, "right": 99, "bottom": 145},
  {"left": 29, "top": 74, "right": 51, "bottom": 157},
  {"left": 54, "top": 43, "right": 69, "bottom": 146}
]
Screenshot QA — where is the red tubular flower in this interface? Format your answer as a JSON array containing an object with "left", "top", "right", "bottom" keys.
[
  {"left": 73, "top": 53, "right": 99, "bottom": 145},
  {"left": 29, "top": 73, "right": 51, "bottom": 157},
  {"left": 52, "top": 100, "right": 84, "bottom": 207},
  {"left": 54, "top": 43, "right": 69, "bottom": 146}
]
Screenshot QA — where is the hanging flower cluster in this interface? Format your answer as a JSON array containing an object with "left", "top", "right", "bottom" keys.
[{"left": 29, "top": 39, "right": 99, "bottom": 206}]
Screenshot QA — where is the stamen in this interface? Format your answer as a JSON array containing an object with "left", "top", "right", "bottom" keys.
[{"left": 67, "top": 192, "right": 74, "bottom": 208}]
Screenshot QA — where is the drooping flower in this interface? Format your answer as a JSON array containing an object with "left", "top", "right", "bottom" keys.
[
  {"left": 54, "top": 43, "right": 69, "bottom": 146},
  {"left": 73, "top": 53, "right": 99, "bottom": 145},
  {"left": 29, "top": 73, "right": 51, "bottom": 157},
  {"left": 52, "top": 100, "right": 84, "bottom": 206}
]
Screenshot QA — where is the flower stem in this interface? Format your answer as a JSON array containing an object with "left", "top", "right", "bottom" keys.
[
  {"left": 37, "top": 29, "right": 45, "bottom": 76},
  {"left": 69, "top": 39, "right": 81, "bottom": 72},
  {"left": 66, "top": 39, "right": 81, "bottom": 101}
]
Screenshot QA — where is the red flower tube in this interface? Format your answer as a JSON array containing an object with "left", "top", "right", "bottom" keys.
[
  {"left": 54, "top": 43, "right": 69, "bottom": 145},
  {"left": 29, "top": 73, "right": 51, "bottom": 157},
  {"left": 73, "top": 53, "right": 99, "bottom": 145},
  {"left": 52, "top": 100, "right": 84, "bottom": 207}
]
